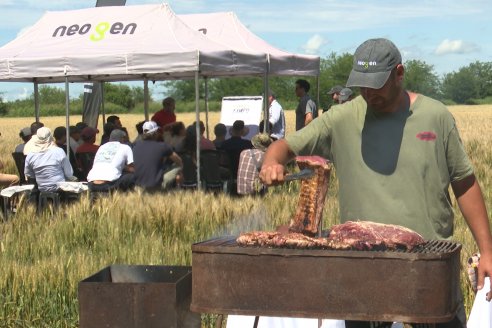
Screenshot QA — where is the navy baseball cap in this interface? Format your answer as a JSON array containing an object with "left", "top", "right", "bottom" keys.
[{"left": 346, "top": 38, "right": 402, "bottom": 89}]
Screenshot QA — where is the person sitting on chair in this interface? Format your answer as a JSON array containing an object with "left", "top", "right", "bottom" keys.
[
  {"left": 76, "top": 127, "right": 99, "bottom": 155},
  {"left": 87, "top": 129, "right": 135, "bottom": 192},
  {"left": 24, "top": 127, "right": 76, "bottom": 192},
  {"left": 23, "top": 121, "right": 45, "bottom": 155},
  {"left": 75, "top": 127, "right": 99, "bottom": 180},
  {"left": 133, "top": 121, "right": 183, "bottom": 191},
  {"left": 213, "top": 123, "right": 227, "bottom": 149},
  {"left": 237, "top": 133, "right": 273, "bottom": 195},
  {"left": 220, "top": 120, "right": 253, "bottom": 178},
  {"left": 14, "top": 127, "right": 32, "bottom": 154}
]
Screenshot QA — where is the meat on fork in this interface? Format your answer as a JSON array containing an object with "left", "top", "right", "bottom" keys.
[{"left": 289, "top": 156, "right": 331, "bottom": 236}]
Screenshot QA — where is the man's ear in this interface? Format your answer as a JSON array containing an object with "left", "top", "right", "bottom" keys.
[{"left": 396, "top": 64, "right": 405, "bottom": 82}]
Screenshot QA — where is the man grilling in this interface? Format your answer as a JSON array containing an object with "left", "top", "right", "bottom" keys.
[{"left": 260, "top": 38, "right": 492, "bottom": 327}]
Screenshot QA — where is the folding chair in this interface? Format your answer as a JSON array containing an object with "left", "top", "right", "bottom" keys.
[
  {"left": 200, "top": 150, "right": 228, "bottom": 192},
  {"left": 76, "top": 152, "right": 96, "bottom": 181},
  {"left": 11, "top": 152, "right": 27, "bottom": 185},
  {"left": 180, "top": 153, "right": 198, "bottom": 189}
]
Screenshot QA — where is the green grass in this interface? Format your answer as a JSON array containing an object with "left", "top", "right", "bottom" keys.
[{"left": 1, "top": 106, "right": 491, "bottom": 327}]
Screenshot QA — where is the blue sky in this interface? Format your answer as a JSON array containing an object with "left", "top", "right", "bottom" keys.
[{"left": 0, "top": 0, "right": 491, "bottom": 101}]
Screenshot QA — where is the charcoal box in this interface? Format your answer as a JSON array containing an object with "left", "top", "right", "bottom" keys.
[{"left": 79, "top": 265, "right": 200, "bottom": 328}]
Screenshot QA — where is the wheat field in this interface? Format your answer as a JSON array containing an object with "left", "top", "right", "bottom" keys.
[{"left": 0, "top": 105, "right": 491, "bottom": 327}]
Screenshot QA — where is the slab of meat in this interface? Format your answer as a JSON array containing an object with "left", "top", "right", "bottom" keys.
[
  {"left": 237, "top": 231, "right": 328, "bottom": 249},
  {"left": 289, "top": 156, "right": 331, "bottom": 236},
  {"left": 327, "top": 221, "right": 425, "bottom": 251}
]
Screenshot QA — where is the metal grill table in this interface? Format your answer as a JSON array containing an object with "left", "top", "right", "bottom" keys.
[{"left": 191, "top": 237, "right": 461, "bottom": 324}]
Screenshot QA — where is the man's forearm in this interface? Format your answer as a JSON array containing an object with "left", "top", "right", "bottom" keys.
[
  {"left": 304, "top": 113, "right": 313, "bottom": 126},
  {"left": 453, "top": 175, "right": 492, "bottom": 252},
  {"left": 262, "top": 139, "right": 295, "bottom": 167}
]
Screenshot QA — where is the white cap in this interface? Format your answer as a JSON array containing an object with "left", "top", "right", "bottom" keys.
[{"left": 142, "top": 121, "right": 159, "bottom": 134}]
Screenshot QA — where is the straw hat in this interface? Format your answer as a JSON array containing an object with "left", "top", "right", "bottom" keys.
[{"left": 251, "top": 133, "right": 273, "bottom": 152}]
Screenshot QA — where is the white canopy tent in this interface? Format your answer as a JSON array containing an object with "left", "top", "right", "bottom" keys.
[
  {"left": 0, "top": 4, "right": 267, "bottom": 82},
  {"left": 179, "top": 11, "right": 320, "bottom": 77},
  {"left": 0, "top": 3, "right": 269, "bottom": 187}
]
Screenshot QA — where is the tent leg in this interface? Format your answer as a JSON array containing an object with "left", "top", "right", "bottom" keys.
[
  {"left": 34, "top": 80, "right": 40, "bottom": 123},
  {"left": 204, "top": 77, "right": 209, "bottom": 139},
  {"left": 263, "top": 70, "right": 269, "bottom": 134},
  {"left": 64, "top": 77, "right": 71, "bottom": 164},
  {"left": 195, "top": 71, "right": 201, "bottom": 189},
  {"left": 101, "top": 82, "right": 106, "bottom": 127},
  {"left": 144, "top": 78, "right": 149, "bottom": 121}
]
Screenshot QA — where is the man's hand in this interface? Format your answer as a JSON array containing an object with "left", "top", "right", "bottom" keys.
[
  {"left": 258, "top": 139, "right": 295, "bottom": 186},
  {"left": 259, "top": 163, "right": 286, "bottom": 186},
  {"left": 452, "top": 174, "right": 492, "bottom": 301},
  {"left": 477, "top": 251, "right": 492, "bottom": 301}
]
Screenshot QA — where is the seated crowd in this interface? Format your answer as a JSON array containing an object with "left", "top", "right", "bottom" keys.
[{"left": 1, "top": 98, "right": 280, "bottom": 208}]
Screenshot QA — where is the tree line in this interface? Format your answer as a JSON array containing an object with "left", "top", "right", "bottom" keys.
[
  {"left": 165, "top": 53, "right": 492, "bottom": 108},
  {"left": 1, "top": 53, "right": 491, "bottom": 116}
]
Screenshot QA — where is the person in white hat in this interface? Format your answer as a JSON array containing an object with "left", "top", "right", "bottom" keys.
[
  {"left": 24, "top": 127, "right": 75, "bottom": 191},
  {"left": 132, "top": 121, "right": 182, "bottom": 191}
]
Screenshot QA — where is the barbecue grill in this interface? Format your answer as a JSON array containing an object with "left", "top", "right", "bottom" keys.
[{"left": 191, "top": 236, "right": 461, "bottom": 323}]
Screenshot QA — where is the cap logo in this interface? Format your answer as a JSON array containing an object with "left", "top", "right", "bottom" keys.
[{"left": 358, "top": 60, "right": 377, "bottom": 70}]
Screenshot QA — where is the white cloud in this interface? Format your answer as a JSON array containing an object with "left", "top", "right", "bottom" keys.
[
  {"left": 16, "top": 88, "right": 29, "bottom": 100},
  {"left": 302, "top": 34, "right": 325, "bottom": 55},
  {"left": 434, "top": 39, "right": 480, "bottom": 55}
]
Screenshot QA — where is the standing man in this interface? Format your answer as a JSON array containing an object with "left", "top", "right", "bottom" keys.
[
  {"left": 268, "top": 91, "right": 285, "bottom": 140},
  {"left": 294, "top": 79, "right": 317, "bottom": 130},
  {"left": 260, "top": 38, "right": 492, "bottom": 327},
  {"left": 325, "top": 85, "right": 344, "bottom": 112},
  {"left": 152, "top": 97, "right": 177, "bottom": 128},
  {"left": 338, "top": 87, "right": 354, "bottom": 104}
]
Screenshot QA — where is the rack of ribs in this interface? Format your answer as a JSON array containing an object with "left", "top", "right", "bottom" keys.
[{"left": 288, "top": 156, "right": 331, "bottom": 236}]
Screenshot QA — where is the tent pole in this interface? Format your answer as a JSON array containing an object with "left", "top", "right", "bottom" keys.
[
  {"left": 204, "top": 77, "right": 209, "bottom": 139},
  {"left": 64, "top": 76, "right": 71, "bottom": 164},
  {"left": 195, "top": 71, "right": 201, "bottom": 189},
  {"left": 144, "top": 78, "right": 149, "bottom": 121},
  {"left": 101, "top": 82, "right": 106, "bottom": 127},
  {"left": 263, "top": 58, "right": 270, "bottom": 134},
  {"left": 34, "top": 80, "right": 40, "bottom": 123}
]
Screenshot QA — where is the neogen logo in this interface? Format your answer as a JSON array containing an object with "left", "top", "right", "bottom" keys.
[{"left": 52, "top": 22, "right": 137, "bottom": 41}]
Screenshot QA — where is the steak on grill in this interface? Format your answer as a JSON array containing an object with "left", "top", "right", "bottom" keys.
[
  {"left": 237, "top": 231, "right": 328, "bottom": 249},
  {"left": 327, "top": 221, "right": 425, "bottom": 251},
  {"left": 289, "top": 156, "right": 331, "bottom": 236}
]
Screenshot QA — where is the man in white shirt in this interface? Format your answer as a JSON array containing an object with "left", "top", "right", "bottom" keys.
[
  {"left": 87, "top": 129, "right": 135, "bottom": 192},
  {"left": 268, "top": 91, "right": 285, "bottom": 140}
]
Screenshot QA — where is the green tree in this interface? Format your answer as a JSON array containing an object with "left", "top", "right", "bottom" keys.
[
  {"left": 38, "top": 85, "right": 65, "bottom": 104},
  {"left": 403, "top": 59, "right": 441, "bottom": 99},
  {"left": 104, "top": 83, "right": 134, "bottom": 110},
  {"left": 467, "top": 61, "right": 492, "bottom": 98},
  {"left": 130, "top": 86, "right": 151, "bottom": 104},
  {"left": 442, "top": 68, "right": 479, "bottom": 104},
  {"left": 0, "top": 95, "right": 7, "bottom": 116},
  {"left": 162, "top": 79, "right": 204, "bottom": 101}
]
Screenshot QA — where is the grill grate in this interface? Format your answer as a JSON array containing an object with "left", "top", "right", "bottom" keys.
[{"left": 196, "top": 236, "right": 460, "bottom": 255}]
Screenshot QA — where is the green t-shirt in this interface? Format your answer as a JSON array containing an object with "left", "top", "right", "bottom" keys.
[{"left": 286, "top": 95, "right": 473, "bottom": 240}]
